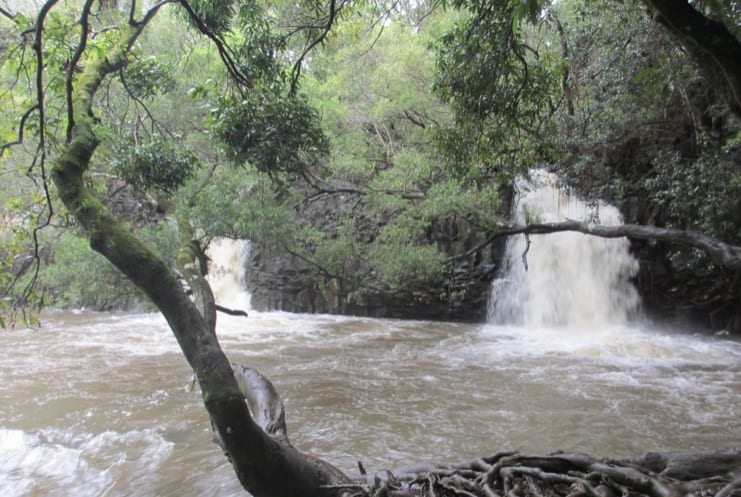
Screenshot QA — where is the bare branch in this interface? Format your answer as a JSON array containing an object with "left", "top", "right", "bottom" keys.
[
  {"left": 300, "top": 170, "right": 424, "bottom": 206},
  {"left": 117, "top": 67, "right": 173, "bottom": 139},
  {"left": 32, "top": 0, "right": 60, "bottom": 150},
  {"left": 403, "top": 109, "right": 427, "bottom": 128},
  {"left": 176, "top": 0, "right": 253, "bottom": 89},
  {"left": 457, "top": 220, "right": 741, "bottom": 271},
  {"left": 290, "top": 0, "right": 339, "bottom": 95},
  {"left": 128, "top": 0, "right": 137, "bottom": 24},
  {"left": 6, "top": 0, "right": 66, "bottom": 322},
  {"left": 716, "top": 478, "right": 741, "bottom": 497},
  {"left": 0, "top": 104, "right": 39, "bottom": 156},
  {"left": 134, "top": 0, "right": 172, "bottom": 27},
  {"left": 215, "top": 304, "right": 248, "bottom": 317},
  {"left": 0, "top": 6, "right": 15, "bottom": 19}
]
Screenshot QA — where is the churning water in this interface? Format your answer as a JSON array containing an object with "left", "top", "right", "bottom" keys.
[
  {"left": 1, "top": 185, "right": 740, "bottom": 496},
  {"left": 2, "top": 312, "right": 739, "bottom": 497}
]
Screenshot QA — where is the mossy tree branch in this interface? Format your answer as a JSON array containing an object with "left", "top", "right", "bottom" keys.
[{"left": 44, "top": 2, "right": 349, "bottom": 496}]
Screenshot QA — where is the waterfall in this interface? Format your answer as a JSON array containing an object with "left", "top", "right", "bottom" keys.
[
  {"left": 488, "top": 170, "right": 640, "bottom": 328},
  {"left": 206, "top": 238, "right": 252, "bottom": 311}
]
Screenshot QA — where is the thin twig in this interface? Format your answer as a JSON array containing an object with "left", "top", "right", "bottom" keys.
[{"left": 290, "top": 0, "right": 339, "bottom": 94}]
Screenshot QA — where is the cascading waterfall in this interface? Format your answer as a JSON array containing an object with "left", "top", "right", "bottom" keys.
[
  {"left": 205, "top": 238, "right": 252, "bottom": 311},
  {"left": 488, "top": 170, "right": 640, "bottom": 328}
]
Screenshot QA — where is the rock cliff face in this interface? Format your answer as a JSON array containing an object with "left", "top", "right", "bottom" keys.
[
  {"left": 246, "top": 191, "right": 510, "bottom": 322},
  {"left": 242, "top": 172, "right": 740, "bottom": 331},
  {"left": 621, "top": 197, "right": 741, "bottom": 335}
]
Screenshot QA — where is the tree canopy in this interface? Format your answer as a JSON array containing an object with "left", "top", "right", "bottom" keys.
[{"left": 3, "top": 0, "right": 740, "bottom": 321}]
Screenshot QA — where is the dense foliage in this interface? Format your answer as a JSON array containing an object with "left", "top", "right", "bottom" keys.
[
  {"left": 1, "top": 0, "right": 739, "bottom": 325},
  {"left": 433, "top": 0, "right": 560, "bottom": 175},
  {"left": 547, "top": 0, "right": 741, "bottom": 319},
  {"left": 427, "top": 0, "right": 740, "bottom": 324}
]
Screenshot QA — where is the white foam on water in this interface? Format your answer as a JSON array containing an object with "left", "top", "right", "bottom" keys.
[
  {"left": 473, "top": 322, "right": 740, "bottom": 364},
  {"left": 0, "top": 427, "right": 174, "bottom": 497}
]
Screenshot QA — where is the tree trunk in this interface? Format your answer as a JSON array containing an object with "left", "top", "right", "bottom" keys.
[
  {"left": 49, "top": 7, "right": 349, "bottom": 497},
  {"left": 643, "top": 0, "right": 741, "bottom": 116}
]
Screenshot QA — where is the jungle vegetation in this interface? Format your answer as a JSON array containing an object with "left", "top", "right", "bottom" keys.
[
  {"left": 1, "top": 0, "right": 739, "bottom": 318},
  {"left": 2, "top": 0, "right": 739, "bottom": 319}
]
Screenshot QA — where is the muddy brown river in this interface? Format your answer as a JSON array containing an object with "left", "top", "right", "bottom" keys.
[{"left": 1, "top": 311, "right": 740, "bottom": 496}]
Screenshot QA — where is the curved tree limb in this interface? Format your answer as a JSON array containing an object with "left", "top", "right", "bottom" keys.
[
  {"left": 216, "top": 364, "right": 352, "bottom": 491},
  {"left": 290, "top": 0, "right": 339, "bottom": 95},
  {"left": 0, "top": 104, "right": 39, "bottom": 157},
  {"left": 460, "top": 221, "right": 741, "bottom": 271},
  {"left": 4, "top": 0, "right": 62, "bottom": 325},
  {"left": 65, "top": 0, "right": 95, "bottom": 142},
  {"left": 176, "top": 215, "right": 217, "bottom": 331},
  {"left": 175, "top": 0, "right": 253, "bottom": 89},
  {"left": 45, "top": 4, "right": 349, "bottom": 496}
]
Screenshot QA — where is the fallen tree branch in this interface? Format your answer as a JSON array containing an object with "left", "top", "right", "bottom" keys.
[
  {"left": 466, "top": 221, "right": 741, "bottom": 271},
  {"left": 215, "top": 304, "right": 248, "bottom": 317},
  {"left": 351, "top": 449, "right": 741, "bottom": 497}
]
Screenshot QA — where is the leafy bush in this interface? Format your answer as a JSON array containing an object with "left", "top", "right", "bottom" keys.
[
  {"left": 39, "top": 222, "right": 179, "bottom": 310},
  {"left": 111, "top": 136, "right": 200, "bottom": 195},
  {"left": 209, "top": 90, "right": 329, "bottom": 181}
]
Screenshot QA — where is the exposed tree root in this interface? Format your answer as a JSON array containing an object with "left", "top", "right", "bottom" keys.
[
  {"left": 226, "top": 363, "right": 741, "bottom": 497},
  {"left": 335, "top": 450, "right": 741, "bottom": 497}
]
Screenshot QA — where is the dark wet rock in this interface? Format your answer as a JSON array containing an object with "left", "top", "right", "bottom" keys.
[{"left": 247, "top": 192, "right": 509, "bottom": 322}]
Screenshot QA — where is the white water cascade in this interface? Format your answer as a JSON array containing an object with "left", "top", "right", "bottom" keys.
[
  {"left": 205, "top": 237, "right": 252, "bottom": 311},
  {"left": 489, "top": 170, "right": 641, "bottom": 328}
]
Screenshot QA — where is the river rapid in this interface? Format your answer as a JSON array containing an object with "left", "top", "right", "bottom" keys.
[
  {"left": 3, "top": 174, "right": 741, "bottom": 496},
  {"left": 1, "top": 310, "right": 740, "bottom": 496}
]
